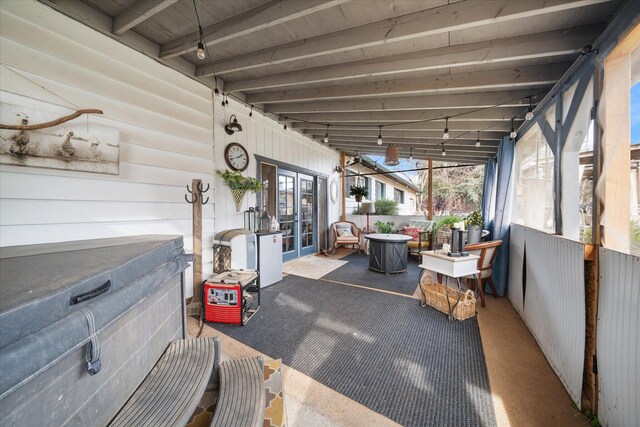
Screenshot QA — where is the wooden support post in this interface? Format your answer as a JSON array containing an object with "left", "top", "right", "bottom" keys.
[
  {"left": 340, "top": 151, "right": 346, "bottom": 221},
  {"left": 192, "top": 178, "right": 203, "bottom": 303},
  {"left": 428, "top": 158, "right": 433, "bottom": 220}
]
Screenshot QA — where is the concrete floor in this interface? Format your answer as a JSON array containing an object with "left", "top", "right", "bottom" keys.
[{"left": 193, "top": 251, "right": 589, "bottom": 426}]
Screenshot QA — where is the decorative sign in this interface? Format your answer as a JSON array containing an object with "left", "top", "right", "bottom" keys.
[{"left": 0, "top": 103, "right": 119, "bottom": 175}]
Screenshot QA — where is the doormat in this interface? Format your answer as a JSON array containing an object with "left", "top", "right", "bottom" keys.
[
  {"left": 212, "top": 275, "right": 496, "bottom": 427},
  {"left": 283, "top": 255, "right": 347, "bottom": 280}
]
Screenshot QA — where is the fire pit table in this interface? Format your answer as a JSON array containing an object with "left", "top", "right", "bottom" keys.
[{"left": 364, "top": 233, "right": 413, "bottom": 275}]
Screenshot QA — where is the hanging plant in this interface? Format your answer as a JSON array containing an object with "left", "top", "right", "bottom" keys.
[
  {"left": 217, "top": 170, "right": 264, "bottom": 212},
  {"left": 349, "top": 185, "right": 368, "bottom": 202}
]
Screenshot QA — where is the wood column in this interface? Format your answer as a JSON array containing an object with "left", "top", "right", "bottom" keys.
[
  {"left": 427, "top": 158, "right": 433, "bottom": 220},
  {"left": 340, "top": 151, "right": 346, "bottom": 221},
  {"left": 191, "top": 178, "right": 203, "bottom": 303}
]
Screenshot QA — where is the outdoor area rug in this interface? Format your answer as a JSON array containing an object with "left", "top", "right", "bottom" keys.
[
  {"left": 212, "top": 275, "right": 496, "bottom": 427},
  {"left": 320, "top": 252, "right": 422, "bottom": 296}
]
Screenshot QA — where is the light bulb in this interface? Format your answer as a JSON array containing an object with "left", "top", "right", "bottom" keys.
[
  {"left": 443, "top": 128, "right": 449, "bottom": 139},
  {"left": 197, "top": 42, "right": 206, "bottom": 60},
  {"left": 409, "top": 154, "right": 413, "bottom": 161},
  {"left": 377, "top": 134, "right": 382, "bottom": 145},
  {"left": 476, "top": 140, "right": 481, "bottom": 148},
  {"left": 441, "top": 147, "right": 446, "bottom": 157},
  {"left": 510, "top": 130, "right": 517, "bottom": 139},
  {"left": 323, "top": 133, "right": 328, "bottom": 143},
  {"left": 475, "top": 130, "right": 480, "bottom": 147},
  {"left": 525, "top": 109, "right": 534, "bottom": 121}
]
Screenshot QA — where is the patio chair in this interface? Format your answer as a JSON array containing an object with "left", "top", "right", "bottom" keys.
[
  {"left": 402, "top": 226, "right": 431, "bottom": 256},
  {"left": 329, "top": 221, "right": 361, "bottom": 253},
  {"left": 463, "top": 240, "right": 502, "bottom": 307}
]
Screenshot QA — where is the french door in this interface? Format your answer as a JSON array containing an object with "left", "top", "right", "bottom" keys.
[{"left": 278, "top": 169, "right": 316, "bottom": 261}]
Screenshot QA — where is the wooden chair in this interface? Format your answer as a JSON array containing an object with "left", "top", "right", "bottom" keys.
[
  {"left": 330, "top": 221, "right": 361, "bottom": 252},
  {"left": 463, "top": 240, "right": 502, "bottom": 307}
]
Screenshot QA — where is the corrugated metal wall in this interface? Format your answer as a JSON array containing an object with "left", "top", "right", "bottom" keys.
[
  {"left": 597, "top": 248, "right": 640, "bottom": 427},
  {"left": 508, "top": 224, "right": 586, "bottom": 405}
]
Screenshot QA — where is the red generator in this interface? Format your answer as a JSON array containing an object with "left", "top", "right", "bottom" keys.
[{"left": 203, "top": 270, "right": 259, "bottom": 325}]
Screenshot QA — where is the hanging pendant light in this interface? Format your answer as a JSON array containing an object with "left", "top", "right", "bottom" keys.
[
  {"left": 510, "top": 118, "right": 517, "bottom": 139},
  {"left": 441, "top": 145, "right": 447, "bottom": 157},
  {"left": 197, "top": 41, "right": 206, "bottom": 60},
  {"left": 384, "top": 144, "right": 399, "bottom": 166},
  {"left": 409, "top": 147, "right": 413, "bottom": 161},
  {"left": 475, "top": 130, "right": 481, "bottom": 148},
  {"left": 525, "top": 96, "right": 534, "bottom": 121},
  {"left": 443, "top": 117, "right": 450, "bottom": 140},
  {"left": 284, "top": 117, "right": 288, "bottom": 130},
  {"left": 323, "top": 125, "right": 329, "bottom": 143},
  {"left": 377, "top": 125, "right": 383, "bottom": 145},
  {"left": 249, "top": 105, "right": 253, "bottom": 118},
  {"left": 193, "top": 1, "right": 206, "bottom": 61}
]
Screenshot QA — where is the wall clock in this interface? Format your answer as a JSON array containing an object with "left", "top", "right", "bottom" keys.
[{"left": 224, "top": 142, "right": 249, "bottom": 171}]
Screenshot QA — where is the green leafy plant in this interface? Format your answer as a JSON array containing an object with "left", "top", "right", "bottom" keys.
[
  {"left": 374, "top": 199, "right": 399, "bottom": 215},
  {"left": 466, "top": 209, "right": 484, "bottom": 227},
  {"left": 375, "top": 221, "right": 395, "bottom": 234},
  {"left": 216, "top": 170, "right": 263, "bottom": 193},
  {"left": 349, "top": 185, "right": 368, "bottom": 198},
  {"left": 431, "top": 215, "right": 463, "bottom": 247},
  {"left": 632, "top": 219, "right": 640, "bottom": 252}
]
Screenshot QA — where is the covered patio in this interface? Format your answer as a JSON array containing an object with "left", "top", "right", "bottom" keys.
[{"left": 0, "top": 1, "right": 638, "bottom": 426}]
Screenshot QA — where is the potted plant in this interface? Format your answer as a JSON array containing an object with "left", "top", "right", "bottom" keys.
[
  {"left": 349, "top": 185, "right": 368, "bottom": 202},
  {"left": 466, "top": 209, "right": 484, "bottom": 244},
  {"left": 374, "top": 221, "right": 395, "bottom": 234},
  {"left": 217, "top": 170, "right": 264, "bottom": 212}
]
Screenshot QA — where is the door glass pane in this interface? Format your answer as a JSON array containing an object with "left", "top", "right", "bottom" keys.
[
  {"left": 301, "top": 178, "right": 314, "bottom": 248},
  {"left": 278, "top": 174, "right": 295, "bottom": 253}
]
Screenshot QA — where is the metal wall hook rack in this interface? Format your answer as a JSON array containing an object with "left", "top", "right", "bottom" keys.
[{"left": 185, "top": 184, "right": 199, "bottom": 204}]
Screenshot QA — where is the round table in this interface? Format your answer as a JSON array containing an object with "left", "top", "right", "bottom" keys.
[{"left": 364, "top": 234, "right": 413, "bottom": 275}]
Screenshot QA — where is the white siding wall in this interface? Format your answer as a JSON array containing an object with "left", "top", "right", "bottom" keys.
[
  {"left": 212, "top": 100, "right": 340, "bottom": 234},
  {"left": 345, "top": 166, "right": 417, "bottom": 215},
  {"left": 0, "top": 1, "right": 340, "bottom": 297}
]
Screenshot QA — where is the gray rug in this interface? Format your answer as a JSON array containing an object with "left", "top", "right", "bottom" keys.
[
  {"left": 321, "top": 252, "right": 421, "bottom": 296},
  {"left": 213, "top": 275, "right": 496, "bottom": 427}
]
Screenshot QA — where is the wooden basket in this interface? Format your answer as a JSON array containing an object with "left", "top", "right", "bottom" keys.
[{"left": 419, "top": 274, "right": 476, "bottom": 320}]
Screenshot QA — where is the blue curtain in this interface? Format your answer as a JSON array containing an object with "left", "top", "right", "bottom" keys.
[
  {"left": 481, "top": 159, "right": 497, "bottom": 240},
  {"left": 491, "top": 137, "right": 515, "bottom": 296}
]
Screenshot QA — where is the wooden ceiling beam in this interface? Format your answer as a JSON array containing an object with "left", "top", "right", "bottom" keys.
[
  {"left": 224, "top": 25, "right": 600, "bottom": 90},
  {"left": 292, "top": 120, "right": 520, "bottom": 131},
  {"left": 247, "top": 63, "right": 567, "bottom": 104},
  {"left": 112, "top": 0, "right": 179, "bottom": 36},
  {"left": 302, "top": 129, "right": 506, "bottom": 140},
  {"left": 281, "top": 107, "right": 525, "bottom": 123},
  {"left": 197, "top": 0, "right": 609, "bottom": 76},
  {"left": 265, "top": 89, "right": 542, "bottom": 114},
  {"left": 160, "top": 0, "right": 348, "bottom": 59},
  {"left": 310, "top": 139, "right": 499, "bottom": 152}
]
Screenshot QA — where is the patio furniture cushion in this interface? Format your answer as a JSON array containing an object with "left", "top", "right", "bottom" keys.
[
  {"left": 336, "top": 236, "right": 359, "bottom": 244},
  {"left": 409, "top": 220, "right": 433, "bottom": 232},
  {"left": 402, "top": 226, "right": 420, "bottom": 241},
  {"left": 338, "top": 229, "right": 354, "bottom": 237}
]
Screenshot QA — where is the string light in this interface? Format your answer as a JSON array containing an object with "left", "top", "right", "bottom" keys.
[
  {"left": 475, "top": 130, "right": 481, "bottom": 148},
  {"left": 284, "top": 117, "right": 288, "bottom": 130},
  {"left": 374, "top": 162, "right": 378, "bottom": 170},
  {"left": 409, "top": 147, "right": 413, "bottom": 161},
  {"left": 192, "top": 0, "right": 206, "bottom": 60},
  {"left": 510, "top": 118, "right": 517, "bottom": 139},
  {"left": 441, "top": 145, "right": 447, "bottom": 157},
  {"left": 249, "top": 105, "right": 253, "bottom": 118},
  {"left": 525, "top": 96, "right": 534, "bottom": 121},
  {"left": 323, "top": 125, "right": 329, "bottom": 143},
  {"left": 377, "top": 125, "right": 383, "bottom": 145},
  {"left": 221, "top": 93, "right": 225, "bottom": 107},
  {"left": 443, "top": 117, "right": 450, "bottom": 140}
]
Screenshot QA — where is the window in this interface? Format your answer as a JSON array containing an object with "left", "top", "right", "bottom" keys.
[
  {"left": 394, "top": 188, "right": 405, "bottom": 203},
  {"left": 260, "top": 163, "right": 277, "bottom": 218},
  {"left": 375, "top": 181, "right": 385, "bottom": 200},
  {"left": 512, "top": 123, "right": 555, "bottom": 233},
  {"left": 345, "top": 170, "right": 369, "bottom": 198}
]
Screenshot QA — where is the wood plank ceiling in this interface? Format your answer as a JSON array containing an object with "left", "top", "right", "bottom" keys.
[{"left": 42, "top": 0, "right": 623, "bottom": 164}]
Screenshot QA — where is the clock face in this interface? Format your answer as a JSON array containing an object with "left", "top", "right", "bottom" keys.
[{"left": 224, "top": 143, "right": 249, "bottom": 171}]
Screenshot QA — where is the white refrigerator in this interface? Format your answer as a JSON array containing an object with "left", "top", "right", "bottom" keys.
[{"left": 257, "top": 231, "right": 283, "bottom": 287}]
